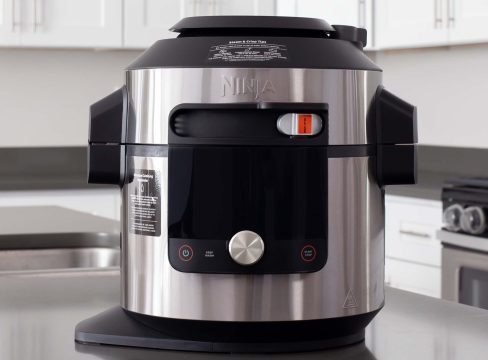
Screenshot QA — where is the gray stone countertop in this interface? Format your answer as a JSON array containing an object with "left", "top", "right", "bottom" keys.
[{"left": 1, "top": 270, "right": 488, "bottom": 360}]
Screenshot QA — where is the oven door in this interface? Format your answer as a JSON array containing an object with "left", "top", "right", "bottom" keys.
[{"left": 440, "top": 230, "right": 488, "bottom": 309}]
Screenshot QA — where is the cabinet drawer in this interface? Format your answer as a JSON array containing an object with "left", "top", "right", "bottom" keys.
[
  {"left": 385, "top": 195, "right": 442, "bottom": 267},
  {"left": 385, "top": 257, "right": 441, "bottom": 298}
]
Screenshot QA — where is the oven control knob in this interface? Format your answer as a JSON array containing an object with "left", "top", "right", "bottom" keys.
[
  {"left": 461, "top": 206, "right": 486, "bottom": 235},
  {"left": 443, "top": 204, "right": 464, "bottom": 232},
  {"left": 228, "top": 231, "right": 265, "bottom": 266}
]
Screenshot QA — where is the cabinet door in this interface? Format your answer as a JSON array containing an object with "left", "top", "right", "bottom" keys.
[
  {"left": 214, "top": 0, "right": 275, "bottom": 16},
  {"left": 385, "top": 195, "right": 443, "bottom": 267},
  {"left": 20, "top": 0, "right": 122, "bottom": 48},
  {"left": 375, "top": 0, "right": 449, "bottom": 49},
  {"left": 385, "top": 258, "right": 441, "bottom": 298},
  {"left": 278, "top": 0, "right": 374, "bottom": 48},
  {"left": 0, "top": 0, "right": 20, "bottom": 45},
  {"left": 448, "top": 0, "right": 488, "bottom": 44},
  {"left": 295, "top": 0, "right": 361, "bottom": 26},
  {"left": 124, "top": 0, "right": 188, "bottom": 48}
]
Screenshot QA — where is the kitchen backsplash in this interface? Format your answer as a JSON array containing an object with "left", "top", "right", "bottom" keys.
[
  {"left": 0, "top": 49, "right": 141, "bottom": 147},
  {"left": 1, "top": 44, "right": 488, "bottom": 148}
]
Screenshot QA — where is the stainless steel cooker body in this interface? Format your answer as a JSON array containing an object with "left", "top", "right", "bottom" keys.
[{"left": 121, "top": 67, "right": 385, "bottom": 322}]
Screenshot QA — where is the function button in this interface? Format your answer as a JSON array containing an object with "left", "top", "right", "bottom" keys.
[
  {"left": 277, "top": 113, "right": 322, "bottom": 136},
  {"left": 301, "top": 245, "right": 317, "bottom": 262},
  {"left": 178, "top": 244, "right": 194, "bottom": 262}
]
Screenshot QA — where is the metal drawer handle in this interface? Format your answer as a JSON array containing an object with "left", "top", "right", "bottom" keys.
[
  {"left": 434, "top": 0, "right": 443, "bottom": 28},
  {"left": 399, "top": 229, "right": 431, "bottom": 238}
]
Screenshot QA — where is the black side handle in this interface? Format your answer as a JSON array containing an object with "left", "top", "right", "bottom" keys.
[
  {"left": 88, "top": 86, "right": 128, "bottom": 186},
  {"left": 88, "top": 144, "right": 126, "bottom": 186},
  {"left": 375, "top": 87, "right": 418, "bottom": 186}
]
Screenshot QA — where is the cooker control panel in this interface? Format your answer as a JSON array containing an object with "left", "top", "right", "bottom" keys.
[
  {"left": 167, "top": 106, "right": 329, "bottom": 274},
  {"left": 168, "top": 236, "right": 326, "bottom": 274}
]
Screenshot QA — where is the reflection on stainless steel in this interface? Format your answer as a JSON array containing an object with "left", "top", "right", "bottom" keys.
[
  {"left": 122, "top": 156, "right": 384, "bottom": 321},
  {"left": 126, "top": 68, "right": 382, "bottom": 146},
  {"left": 0, "top": 232, "right": 120, "bottom": 273}
]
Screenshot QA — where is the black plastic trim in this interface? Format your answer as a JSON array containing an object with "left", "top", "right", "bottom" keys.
[
  {"left": 75, "top": 305, "right": 382, "bottom": 353},
  {"left": 88, "top": 86, "right": 129, "bottom": 186},
  {"left": 87, "top": 144, "right": 126, "bottom": 186},
  {"left": 125, "top": 144, "right": 375, "bottom": 158},
  {"left": 377, "top": 144, "right": 418, "bottom": 186},
  {"left": 327, "top": 145, "right": 375, "bottom": 158},
  {"left": 373, "top": 86, "right": 418, "bottom": 186},
  {"left": 375, "top": 86, "right": 418, "bottom": 145},
  {"left": 126, "top": 307, "right": 381, "bottom": 343},
  {"left": 89, "top": 86, "right": 128, "bottom": 144},
  {"left": 331, "top": 25, "right": 367, "bottom": 48}
]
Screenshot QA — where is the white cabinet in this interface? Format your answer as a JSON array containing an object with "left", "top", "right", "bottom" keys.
[
  {"left": 213, "top": 0, "right": 275, "bottom": 16},
  {"left": 385, "top": 258, "right": 441, "bottom": 298},
  {"left": 20, "top": 0, "right": 122, "bottom": 47},
  {"left": 0, "top": 0, "right": 20, "bottom": 45},
  {"left": 0, "top": 0, "right": 122, "bottom": 48},
  {"left": 376, "top": 0, "right": 488, "bottom": 49},
  {"left": 385, "top": 195, "right": 443, "bottom": 267},
  {"left": 124, "top": 0, "right": 275, "bottom": 49},
  {"left": 124, "top": 0, "right": 184, "bottom": 48},
  {"left": 385, "top": 195, "right": 443, "bottom": 298},
  {"left": 448, "top": 0, "right": 488, "bottom": 45},
  {"left": 375, "top": 0, "right": 448, "bottom": 49},
  {"left": 277, "top": 0, "right": 374, "bottom": 48}
]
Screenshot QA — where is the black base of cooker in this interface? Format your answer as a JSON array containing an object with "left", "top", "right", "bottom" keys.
[{"left": 75, "top": 306, "right": 381, "bottom": 353}]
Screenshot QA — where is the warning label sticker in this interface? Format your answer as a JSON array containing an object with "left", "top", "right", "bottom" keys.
[
  {"left": 208, "top": 40, "right": 288, "bottom": 63},
  {"left": 129, "top": 169, "right": 161, "bottom": 237}
]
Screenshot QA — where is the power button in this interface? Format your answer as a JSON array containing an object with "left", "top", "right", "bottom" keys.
[{"left": 178, "top": 245, "right": 194, "bottom": 262}]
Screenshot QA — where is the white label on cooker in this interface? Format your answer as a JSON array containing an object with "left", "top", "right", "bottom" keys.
[
  {"left": 129, "top": 169, "right": 161, "bottom": 237},
  {"left": 208, "top": 40, "right": 288, "bottom": 62}
]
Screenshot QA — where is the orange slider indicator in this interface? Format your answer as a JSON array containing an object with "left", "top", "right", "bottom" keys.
[{"left": 297, "top": 114, "right": 313, "bottom": 135}]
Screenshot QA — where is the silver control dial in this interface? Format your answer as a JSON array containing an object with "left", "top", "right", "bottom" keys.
[
  {"left": 460, "top": 206, "right": 486, "bottom": 235},
  {"left": 443, "top": 204, "right": 464, "bottom": 232},
  {"left": 228, "top": 230, "right": 265, "bottom": 266}
]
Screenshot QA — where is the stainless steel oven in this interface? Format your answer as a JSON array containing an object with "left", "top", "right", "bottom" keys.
[{"left": 439, "top": 230, "right": 488, "bottom": 309}]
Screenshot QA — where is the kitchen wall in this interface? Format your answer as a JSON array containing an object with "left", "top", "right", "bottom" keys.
[
  {"left": 1, "top": 44, "right": 488, "bottom": 148},
  {"left": 375, "top": 43, "right": 488, "bottom": 148},
  {"left": 0, "top": 49, "right": 141, "bottom": 147}
]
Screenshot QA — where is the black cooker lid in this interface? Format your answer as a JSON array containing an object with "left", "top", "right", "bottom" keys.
[
  {"left": 127, "top": 16, "right": 378, "bottom": 71},
  {"left": 171, "top": 16, "right": 366, "bottom": 46},
  {"left": 171, "top": 15, "right": 335, "bottom": 33}
]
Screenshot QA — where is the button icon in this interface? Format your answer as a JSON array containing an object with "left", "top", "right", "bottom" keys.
[
  {"left": 178, "top": 245, "right": 194, "bottom": 262},
  {"left": 301, "top": 245, "right": 317, "bottom": 262}
]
